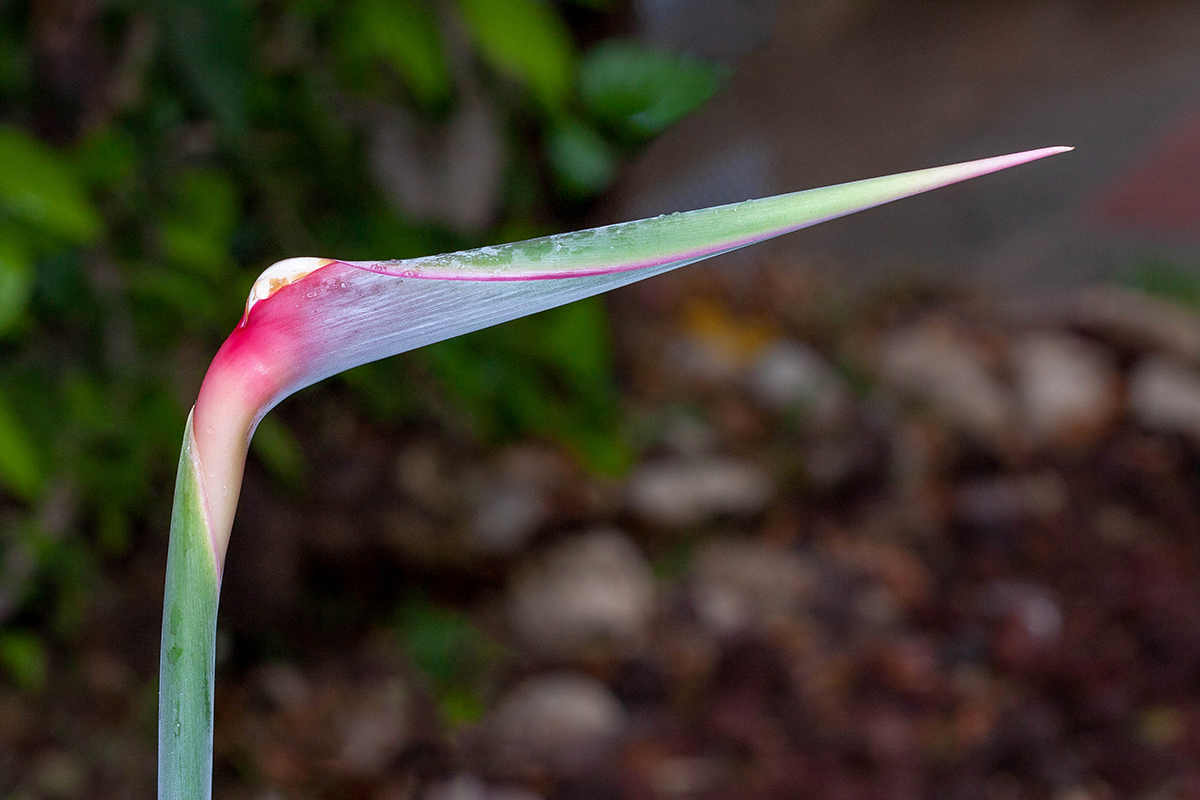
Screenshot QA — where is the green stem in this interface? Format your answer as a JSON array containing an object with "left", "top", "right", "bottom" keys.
[{"left": 159, "top": 411, "right": 221, "bottom": 800}]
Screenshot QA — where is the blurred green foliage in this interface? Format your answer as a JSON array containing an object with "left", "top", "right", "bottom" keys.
[
  {"left": 1125, "top": 258, "right": 1200, "bottom": 310},
  {"left": 395, "top": 592, "right": 508, "bottom": 726},
  {"left": 0, "top": 0, "right": 719, "bottom": 685}
]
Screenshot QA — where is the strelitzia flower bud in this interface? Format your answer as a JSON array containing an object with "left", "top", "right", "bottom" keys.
[{"left": 160, "top": 146, "right": 1071, "bottom": 800}]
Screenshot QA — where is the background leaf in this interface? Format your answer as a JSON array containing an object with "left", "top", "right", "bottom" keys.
[
  {"left": 546, "top": 118, "right": 619, "bottom": 197},
  {"left": 580, "top": 41, "right": 726, "bottom": 141},
  {"left": 0, "top": 629, "right": 46, "bottom": 692},
  {"left": 0, "top": 225, "right": 34, "bottom": 334},
  {"left": 455, "top": 0, "right": 576, "bottom": 111},
  {"left": 0, "top": 126, "right": 101, "bottom": 243},
  {"left": 158, "top": 0, "right": 253, "bottom": 135},
  {"left": 337, "top": 0, "right": 452, "bottom": 108},
  {"left": 159, "top": 170, "right": 240, "bottom": 277},
  {"left": 0, "top": 389, "right": 43, "bottom": 502}
]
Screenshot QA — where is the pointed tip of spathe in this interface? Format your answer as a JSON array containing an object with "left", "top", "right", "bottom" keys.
[
  {"left": 1002, "top": 145, "right": 1074, "bottom": 162},
  {"left": 944, "top": 145, "right": 1073, "bottom": 183},
  {"left": 1019, "top": 145, "right": 1075, "bottom": 159}
]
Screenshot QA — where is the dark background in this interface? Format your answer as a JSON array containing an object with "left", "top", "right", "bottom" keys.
[{"left": 3, "top": 1, "right": 1200, "bottom": 798}]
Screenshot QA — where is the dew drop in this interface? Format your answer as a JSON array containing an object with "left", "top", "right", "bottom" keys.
[
  {"left": 220, "top": 485, "right": 228, "bottom": 498},
  {"left": 206, "top": 426, "right": 214, "bottom": 435}
]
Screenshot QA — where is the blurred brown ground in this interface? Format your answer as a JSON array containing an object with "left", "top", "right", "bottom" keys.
[{"left": 9, "top": 2, "right": 1200, "bottom": 799}]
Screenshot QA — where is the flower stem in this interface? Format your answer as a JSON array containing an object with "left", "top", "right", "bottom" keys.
[{"left": 159, "top": 412, "right": 221, "bottom": 800}]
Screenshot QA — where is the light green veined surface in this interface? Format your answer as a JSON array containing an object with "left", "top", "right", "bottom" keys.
[{"left": 159, "top": 411, "right": 220, "bottom": 800}]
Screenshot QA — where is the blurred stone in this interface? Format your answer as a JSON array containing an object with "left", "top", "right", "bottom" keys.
[
  {"left": 471, "top": 483, "right": 549, "bottom": 555},
  {"left": 490, "top": 786, "right": 543, "bottom": 800},
  {"left": 426, "top": 774, "right": 487, "bottom": 800},
  {"left": 83, "top": 650, "right": 131, "bottom": 695},
  {"left": 1093, "top": 504, "right": 1154, "bottom": 545},
  {"left": 955, "top": 474, "right": 1070, "bottom": 537},
  {"left": 651, "top": 755, "right": 719, "bottom": 798},
  {"left": 802, "top": 419, "right": 889, "bottom": 494},
  {"left": 424, "top": 778, "right": 544, "bottom": 800},
  {"left": 855, "top": 583, "right": 902, "bottom": 629},
  {"left": 31, "top": 751, "right": 84, "bottom": 799},
  {"left": 878, "top": 636, "right": 940, "bottom": 696},
  {"left": 257, "top": 661, "right": 310, "bottom": 715},
  {"left": 955, "top": 473, "right": 1067, "bottom": 531},
  {"left": 890, "top": 419, "right": 948, "bottom": 495},
  {"left": 985, "top": 581, "right": 1062, "bottom": 670},
  {"left": 862, "top": 704, "right": 918, "bottom": 762},
  {"left": 877, "top": 322, "right": 1012, "bottom": 442},
  {"left": 746, "top": 339, "right": 853, "bottom": 431},
  {"left": 986, "top": 582, "right": 1062, "bottom": 642},
  {"left": 334, "top": 679, "right": 413, "bottom": 777},
  {"left": 628, "top": 459, "right": 773, "bottom": 528},
  {"left": 424, "top": 777, "right": 544, "bottom": 800},
  {"left": 508, "top": 530, "right": 655, "bottom": 661},
  {"left": 664, "top": 334, "right": 743, "bottom": 384},
  {"left": 470, "top": 445, "right": 566, "bottom": 554},
  {"left": 688, "top": 538, "right": 817, "bottom": 636},
  {"left": 955, "top": 478, "right": 1028, "bottom": 531},
  {"left": 658, "top": 410, "right": 718, "bottom": 458},
  {"left": 1068, "top": 285, "right": 1200, "bottom": 362},
  {"left": 665, "top": 297, "right": 779, "bottom": 384},
  {"left": 1012, "top": 333, "right": 1120, "bottom": 446},
  {"left": 1021, "top": 471, "right": 1070, "bottom": 521},
  {"left": 1129, "top": 356, "right": 1200, "bottom": 440},
  {"left": 1054, "top": 788, "right": 1108, "bottom": 800},
  {"left": 484, "top": 673, "right": 626, "bottom": 779},
  {"left": 832, "top": 538, "right": 934, "bottom": 615},
  {"left": 394, "top": 441, "right": 458, "bottom": 512}
]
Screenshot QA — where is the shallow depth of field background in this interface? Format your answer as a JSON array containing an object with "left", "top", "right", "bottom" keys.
[{"left": 3, "top": 1, "right": 1200, "bottom": 798}]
